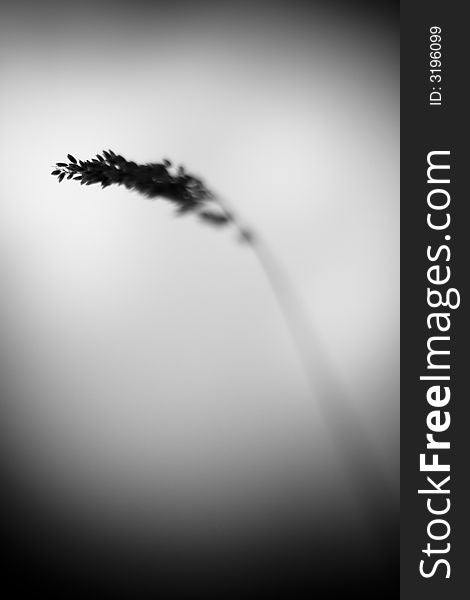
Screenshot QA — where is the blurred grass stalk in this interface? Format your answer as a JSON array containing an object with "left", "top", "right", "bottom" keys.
[
  {"left": 53, "top": 152, "right": 396, "bottom": 533},
  {"left": 216, "top": 194, "right": 396, "bottom": 534}
]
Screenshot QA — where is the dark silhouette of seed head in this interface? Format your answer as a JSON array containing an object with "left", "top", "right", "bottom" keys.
[
  {"left": 51, "top": 149, "right": 259, "bottom": 244},
  {"left": 51, "top": 150, "right": 223, "bottom": 221}
]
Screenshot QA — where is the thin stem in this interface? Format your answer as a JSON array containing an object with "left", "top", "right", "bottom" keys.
[
  {"left": 214, "top": 195, "right": 396, "bottom": 524},
  {"left": 215, "top": 195, "right": 340, "bottom": 401}
]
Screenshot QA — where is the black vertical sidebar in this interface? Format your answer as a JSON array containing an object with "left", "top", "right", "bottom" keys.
[{"left": 401, "top": 2, "right": 468, "bottom": 598}]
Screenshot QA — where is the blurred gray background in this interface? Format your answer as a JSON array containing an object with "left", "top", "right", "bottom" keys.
[{"left": 0, "top": 0, "right": 398, "bottom": 566}]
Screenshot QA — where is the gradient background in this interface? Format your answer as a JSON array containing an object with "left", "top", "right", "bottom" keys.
[{"left": 0, "top": 0, "right": 399, "bottom": 597}]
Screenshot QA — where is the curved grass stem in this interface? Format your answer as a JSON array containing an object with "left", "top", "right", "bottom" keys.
[{"left": 214, "top": 195, "right": 396, "bottom": 527}]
